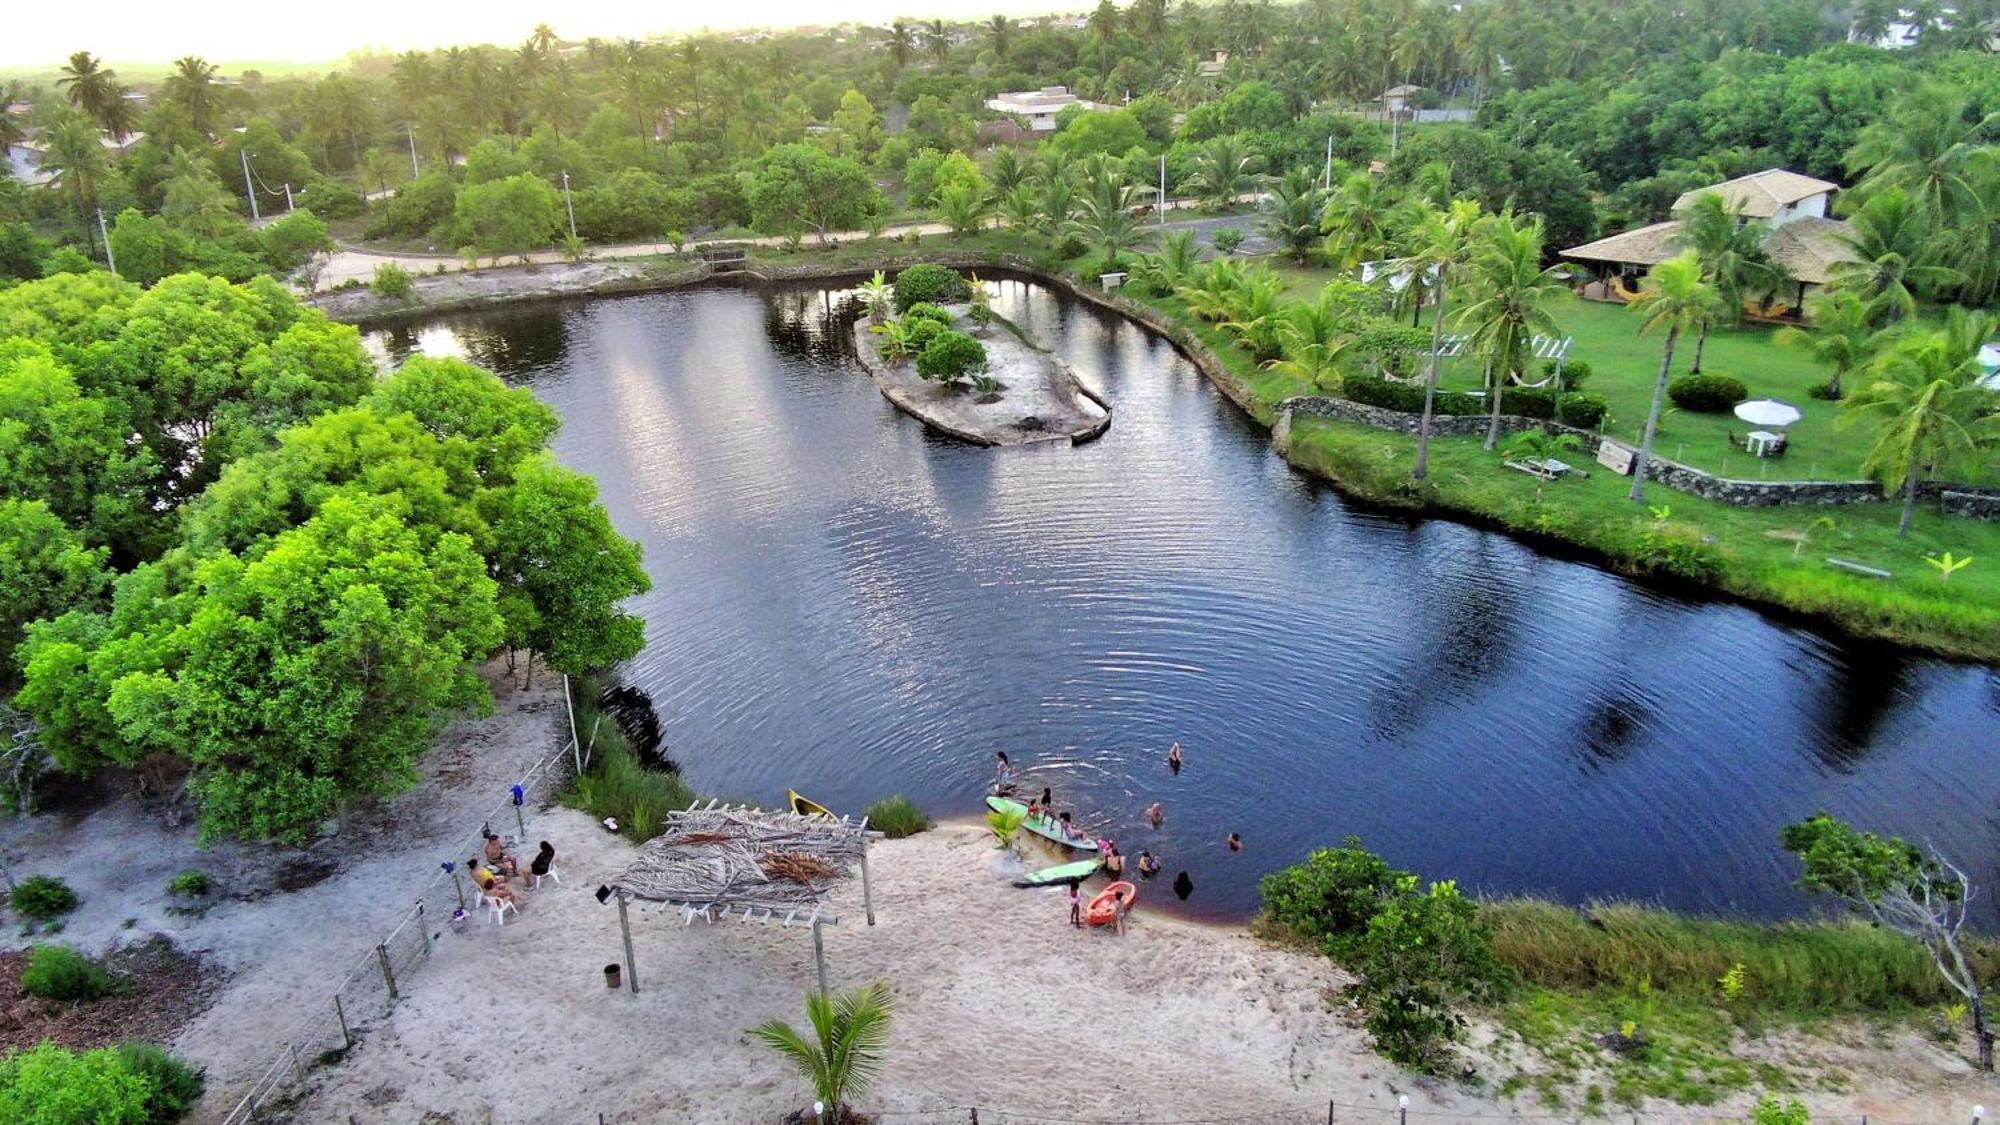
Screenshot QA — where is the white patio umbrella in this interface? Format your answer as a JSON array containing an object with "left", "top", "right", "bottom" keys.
[{"left": 1734, "top": 399, "right": 1802, "bottom": 428}]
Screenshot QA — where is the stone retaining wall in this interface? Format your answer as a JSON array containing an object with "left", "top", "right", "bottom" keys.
[{"left": 1276, "top": 395, "right": 1995, "bottom": 516}]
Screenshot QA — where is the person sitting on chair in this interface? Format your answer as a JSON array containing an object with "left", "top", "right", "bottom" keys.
[
  {"left": 483, "top": 832, "right": 520, "bottom": 881},
  {"left": 470, "top": 858, "right": 520, "bottom": 907},
  {"left": 530, "top": 841, "right": 557, "bottom": 884}
]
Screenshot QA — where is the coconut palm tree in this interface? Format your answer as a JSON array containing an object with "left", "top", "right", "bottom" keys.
[
  {"left": 1132, "top": 0, "right": 1171, "bottom": 45},
  {"left": 857, "top": 271, "right": 895, "bottom": 325},
  {"left": 1457, "top": 212, "right": 1566, "bottom": 450},
  {"left": 1840, "top": 308, "right": 2000, "bottom": 536},
  {"left": 1184, "top": 135, "right": 1262, "bottom": 210},
  {"left": 1257, "top": 166, "right": 1330, "bottom": 264},
  {"left": 988, "top": 147, "right": 1027, "bottom": 198},
  {"left": 888, "top": 21, "right": 917, "bottom": 69},
  {"left": 1832, "top": 189, "right": 1964, "bottom": 324},
  {"left": 1775, "top": 289, "right": 1876, "bottom": 400},
  {"left": 1320, "top": 170, "right": 1395, "bottom": 272},
  {"left": 1066, "top": 173, "right": 1153, "bottom": 271},
  {"left": 752, "top": 983, "right": 893, "bottom": 1122},
  {"left": 530, "top": 23, "right": 559, "bottom": 54},
  {"left": 987, "top": 15, "right": 1014, "bottom": 57},
  {"left": 1266, "top": 289, "right": 1350, "bottom": 391},
  {"left": 1847, "top": 86, "right": 1997, "bottom": 303},
  {"left": 1626, "top": 253, "right": 1725, "bottom": 503},
  {"left": 1401, "top": 198, "right": 1485, "bottom": 479},
  {"left": 938, "top": 181, "right": 990, "bottom": 235},
  {"left": 997, "top": 184, "right": 1040, "bottom": 232},
  {"left": 1672, "top": 191, "right": 1786, "bottom": 373},
  {"left": 36, "top": 114, "right": 109, "bottom": 242},
  {"left": 56, "top": 52, "right": 124, "bottom": 133},
  {"left": 1218, "top": 268, "right": 1288, "bottom": 362},
  {"left": 925, "top": 19, "right": 952, "bottom": 62},
  {"left": 1503, "top": 429, "right": 1585, "bottom": 503},
  {"left": 164, "top": 56, "right": 225, "bottom": 137}
]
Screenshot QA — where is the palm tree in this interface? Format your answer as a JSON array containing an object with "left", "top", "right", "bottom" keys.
[
  {"left": 1320, "top": 170, "right": 1394, "bottom": 271},
  {"left": 752, "top": 984, "right": 893, "bottom": 1121},
  {"left": 1266, "top": 288, "right": 1350, "bottom": 390},
  {"left": 925, "top": 19, "right": 952, "bottom": 62},
  {"left": 988, "top": 147, "right": 1027, "bottom": 197},
  {"left": 858, "top": 271, "right": 895, "bottom": 325},
  {"left": 1257, "top": 167, "right": 1330, "bottom": 264},
  {"left": 987, "top": 15, "right": 1014, "bottom": 57},
  {"left": 1184, "top": 135, "right": 1262, "bottom": 210},
  {"left": 1066, "top": 173, "right": 1153, "bottom": 271},
  {"left": 1847, "top": 86, "right": 1996, "bottom": 304},
  {"left": 1217, "top": 267, "right": 1288, "bottom": 362},
  {"left": 888, "top": 22, "right": 916, "bottom": 69},
  {"left": 1132, "top": 0, "right": 1171, "bottom": 46},
  {"left": 1672, "top": 191, "right": 1786, "bottom": 373},
  {"left": 1457, "top": 212, "right": 1566, "bottom": 451},
  {"left": 1832, "top": 189, "right": 1964, "bottom": 324},
  {"left": 1626, "top": 253, "right": 1724, "bottom": 502},
  {"left": 164, "top": 56, "right": 224, "bottom": 137},
  {"left": 1840, "top": 309, "right": 2000, "bottom": 537},
  {"left": 939, "top": 181, "right": 991, "bottom": 235},
  {"left": 1036, "top": 175, "right": 1078, "bottom": 236},
  {"left": 1088, "top": 0, "right": 1120, "bottom": 42},
  {"left": 1503, "top": 429, "right": 1585, "bottom": 503},
  {"left": 530, "top": 23, "right": 559, "bottom": 54},
  {"left": 1402, "top": 199, "right": 1485, "bottom": 479},
  {"left": 36, "top": 115, "right": 109, "bottom": 244},
  {"left": 1775, "top": 290, "right": 1876, "bottom": 400},
  {"left": 56, "top": 52, "right": 125, "bottom": 134},
  {"left": 997, "top": 184, "right": 1040, "bottom": 232}
]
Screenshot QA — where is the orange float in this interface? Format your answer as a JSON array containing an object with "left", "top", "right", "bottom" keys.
[{"left": 1086, "top": 881, "right": 1137, "bottom": 927}]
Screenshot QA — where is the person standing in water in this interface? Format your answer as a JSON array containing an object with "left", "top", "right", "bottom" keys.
[
  {"left": 995, "top": 751, "right": 1015, "bottom": 788},
  {"left": 1227, "top": 832, "right": 1242, "bottom": 852},
  {"left": 1145, "top": 802, "right": 1164, "bottom": 828},
  {"left": 1167, "top": 743, "right": 1183, "bottom": 775}
]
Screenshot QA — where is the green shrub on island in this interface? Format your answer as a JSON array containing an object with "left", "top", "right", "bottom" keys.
[
  {"left": 1557, "top": 392, "right": 1610, "bottom": 429},
  {"left": 1667, "top": 373, "right": 1749, "bottom": 413},
  {"left": 10, "top": 875, "right": 78, "bottom": 921},
  {"left": 901, "top": 303, "right": 954, "bottom": 326},
  {"left": 20, "top": 944, "right": 118, "bottom": 1001},
  {"left": 892, "top": 264, "right": 969, "bottom": 312},
  {"left": 862, "top": 795, "right": 932, "bottom": 838},
  {"left": 903, "top": 316, "right": 948, "bottom": 351},
  {"left": 916, "top": 331, "right": 988, "bottom": 382},
  {"left": 0, "top": 1041, "right": 204, "bottom": 1124}
]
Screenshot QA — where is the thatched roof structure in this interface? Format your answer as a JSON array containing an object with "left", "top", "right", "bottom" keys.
[
  {"left": 1561, "top": 216, "right": 1856, "bottom": 286},
  {"left": 614, "top": 802, "right": 873, "bottom": 924}
]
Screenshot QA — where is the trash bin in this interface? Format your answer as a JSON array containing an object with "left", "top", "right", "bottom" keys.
[{"left": 604, "top": 963, "right": 621, "bottom": 989}]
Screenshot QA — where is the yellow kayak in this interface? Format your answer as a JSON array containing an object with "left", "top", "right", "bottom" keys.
[{"left": 788, "top": 789, "right": 834, "bottom": 818}]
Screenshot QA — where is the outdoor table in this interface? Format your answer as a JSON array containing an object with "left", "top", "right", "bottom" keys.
[{"left": 1746, "top": 430, "right": 1781, "bottom": 457}]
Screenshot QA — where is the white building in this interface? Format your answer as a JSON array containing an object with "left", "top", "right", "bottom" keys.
[{"left": 984, "top": 86, "right": 1101, "bottom": 133}]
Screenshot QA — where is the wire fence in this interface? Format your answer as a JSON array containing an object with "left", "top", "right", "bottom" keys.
[
  {"left": 864, "top": 1108, "right": 1952, "bottom": 1125},
  {"left": 216, "top": 678, "right": 584, "bottom": 1124}
]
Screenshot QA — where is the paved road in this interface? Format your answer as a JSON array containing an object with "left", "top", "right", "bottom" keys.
[{"left": 319, "top": 198, "right": 1266, "bottom": 288}]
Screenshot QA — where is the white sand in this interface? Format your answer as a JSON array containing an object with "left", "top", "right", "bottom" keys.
[{"left": 282, "top": 819, "right": 1984, "bottom": 1125}]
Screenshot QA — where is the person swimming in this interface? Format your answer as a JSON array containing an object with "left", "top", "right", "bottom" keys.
[
  {"left": 1145, "top": 802, "right": 1164, "bottom": 828},
  {"left": 1227, "top": 832, "right": 1242, "bottom": 852},
  {"left": 1167, "top": 742, "right": 1183, "bottom": 775},
  {"left": 1137, "top": 850, "right": 1160, "bottom": 878}
]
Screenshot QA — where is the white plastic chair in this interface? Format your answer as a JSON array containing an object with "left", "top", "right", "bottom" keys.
[
  {"left": 482, "top": 891, "right": 517, "bottom": 925},
  {"left": 532, "top": 860, "right": 561, "bottom": 889}
]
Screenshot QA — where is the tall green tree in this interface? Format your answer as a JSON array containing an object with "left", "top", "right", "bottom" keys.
[
  {"left": 1839, "top": 309, "right": 2000, "bottom": 536},
  {"left": 1672, "top": 191, "right": 1785, "bottom": 374},
  {"left": 493, "top": 455, "right": 649, "bottom": 681},
  {"left": 1066, "top": 170, "right": 1153, "bottom": 270},
  {"left": 35, "top": 116, "right": 110, "bottom": 242},
  {"left": 1320, "top": 170, "right": 1396, "bottom": 271},
  {"left": 1455, "top": 212, "right": 1564, "bottom": 450},
  {"left": 747, "top": 145, "right": 880, "bottom": 243},
  {"left": 56, "top": 52, "right": 131, "bottom": 137},
  {"left": 1400, "top": 199, "right": 1484, "bottom": 480},
  {"left": 1625, "top": 253, "right": 1723, "bottom": 503},
  {"left": 1184, "top": 135, "right": 1262, "bottom": 209},
  {"left": 163, "top": 56, "right": 225, "bottom": 137},
  {"left": 1256, "top": 166, "right": 1330, "bottom": 264},
  {"left": 1832, "top": 189, "right": 1963, "bottom": 324},
  {"left": 1774, "top": 289, "right": 1876, "bottom": 400}
]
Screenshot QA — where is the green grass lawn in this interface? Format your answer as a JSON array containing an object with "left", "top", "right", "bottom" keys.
[{"left": 1259, "top": 258, "right": 1998, "bottom": 488}]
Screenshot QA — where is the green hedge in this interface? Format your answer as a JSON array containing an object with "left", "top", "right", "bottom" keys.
[
  {"left": 916, "top": 330, "right": 987, "bottom": 381},
  {"left": 893, "top": 264, "right": 970, "bottom": 311},
  {"left": 1557, "top": 392, "right": 1609, "bottom": 429},
  {"left": 1341, "top": 375, "right": 1608, "bottom": 430},
  {"left": 1668, "top": 373, "right": 1749, "bottom": 413}
]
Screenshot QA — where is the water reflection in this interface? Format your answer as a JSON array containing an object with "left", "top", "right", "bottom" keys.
[{"left": 365, "top": 279, "right": 2000, "bottom": 923}]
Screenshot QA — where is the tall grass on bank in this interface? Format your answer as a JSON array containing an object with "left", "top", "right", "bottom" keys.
[
  {"left": 861, "top": 795, "right": 932, "bottom": 838},
  {"left": 564, "top": 742, "right": 694, "bottom": 844},
  {"left": 1488, "top": 898, "right": 2000, "bottom": 1012}
]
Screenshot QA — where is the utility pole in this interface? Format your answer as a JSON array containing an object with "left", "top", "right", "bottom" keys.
[
  {"left": 283, "top": 182, "right": 294, "bottom": 211},
  {"left": 406, "top": 123, "right": 420, "bottom": 178},
  {"left": 240, "top": 149, "right": 261, "bottom": 222},
  {"left": 96, "top": 209, "right": 116, "bottom": 276},
  {"left": 1324, "top": 135, "right": 1334, "bottom": 190},
  {"left": 1157, "top": 154, "right": 1166, "bottom": 226},
  {"left": 561, "top": 170, "right": 577, "bottom": 239}
]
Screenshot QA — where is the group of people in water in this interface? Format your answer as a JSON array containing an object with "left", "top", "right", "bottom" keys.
[{"left": 995, "top": 741, "right": 1237, "bottom": 909}]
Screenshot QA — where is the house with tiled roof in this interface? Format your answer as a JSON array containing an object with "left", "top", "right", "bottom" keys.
[{"left": 1562, "top": 169, "right": 1856, "bottom": 319}]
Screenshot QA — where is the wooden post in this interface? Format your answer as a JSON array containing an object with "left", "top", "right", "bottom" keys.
[
  {"left": 617, "top": 893, "right": 639, "bottom": 994},
  {"left": 375, "top": 944, "right": 398, "bottom": 1001},
  {"left": 812, "top": 918, "right": 829, "bottom": 997},
  {"left": 289, "top": 1043, "right": 304, "bottom": 1084},
  {"left": 333, "top": 994, "right": 351, "bottom": 1049},
  {"left": 860, "top": 850, "right": 876, "bottom": 927},
  {"left": 564, "top": 675, "right": 582, "bottom": 773}
]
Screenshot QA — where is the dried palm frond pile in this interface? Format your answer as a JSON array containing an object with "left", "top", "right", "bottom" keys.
[{"left": 616, "top": 804, "right": 867, "bottom": 911}]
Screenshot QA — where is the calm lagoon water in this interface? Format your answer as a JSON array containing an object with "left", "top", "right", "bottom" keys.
[{"left": 366, "top": 279, "right": 2000, "bottom": 921}]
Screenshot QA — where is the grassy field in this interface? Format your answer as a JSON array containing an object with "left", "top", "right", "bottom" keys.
[{"left": 1264, "top": 259, "right": 1997, "bottom": 487}]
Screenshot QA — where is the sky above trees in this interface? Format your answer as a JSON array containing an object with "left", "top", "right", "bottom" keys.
[{"left": 5, "top": 0, "right": 1077, "bottom": 68}]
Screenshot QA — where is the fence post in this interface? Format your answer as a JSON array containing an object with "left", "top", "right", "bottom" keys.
[
  {"left": 968, "top": 1110, "right": 978, "bottom": 1124},
  {"left": 375, "top": 943, "right": 398, "bottom": 1001},
  {"left": 417, "top": 900, "right": 431, "bottom": 955},
  {"left": 616, "top": 892, "right": 639, "bottom": 994},
  {"left": 289, "top": 1043, "right": 304, "bottom": 1084},
  {"left": 1398, "top": 1094, "right": 1409, "bottom": 1125},
  {"left": 333, "top": 993, "right": 351, "bottom": 1049},
  {"left": 1326, "top": 1099, "right": 1334, "bottom": 1124}
]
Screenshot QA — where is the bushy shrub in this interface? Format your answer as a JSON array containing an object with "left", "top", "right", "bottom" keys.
[
  {"left": 1546, "top": 357, "right": 1591, "bottom": 391},
  {"left": 1351, "top": 878, "right": 1510, "bottom": 1070},
  {"left": 862, "top": 795, "right": 932, "bottom": 838},
  {"left": 371, "top": 262, "right": 415, "bottom": 300},
  {"left": 901, "top": 302, "right": 954, "bottom": 326},
  {"left": 0, "top": 1044, "right": 152, "bottom": 1123},
  {"left": 297, "top": 179, "right": 365, "bottom": 220},
  {"left": 1501, "top": 386, "right": 1556, "bottom": 420},
  {"left": 1557, "top": 392, "right": 1609, "bottom": 429},
  {"left": 903, "top": 316, "right": 948, "bottom": 350},
  {"left": 1211, "top": 228, "right": 1244, "bottom": 254},
  {"left": 1341, "top": 373, "right": 1484, "bottom": 416},
  {"left": 20, "top": 944, "right": 117, "bottom": 1001},
  {"left": 1807, "top": 379, "right": 1842, "bottom": 401},
  {"left": 892, "top": 264, "right": 969, "bottom": 311},
  {"left": 115, "top": 1042, "right": 205, "bottom": 1120},
  {"left": 916, "top": 330, "right": 988, "bottom": 382},
  {"left": 1259, "top": 836, "right": 1409, "bottom": 960},
  {"left": 167, "top": 871, "right": 210, "bottom": 898},
  {"left": 10, "top": 875, "right": 77, "bottom": 920},
  {"left": 1667, "top": 373, "right": 1749, "bottom": 413}
]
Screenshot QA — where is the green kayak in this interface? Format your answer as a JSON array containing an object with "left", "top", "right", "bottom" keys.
[
  {"left": 986, "top": 795, "right": 1099, "bottom": 852},
  {"left": 1014, "top": 859, "right": 1103, "bottom": 888}
]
